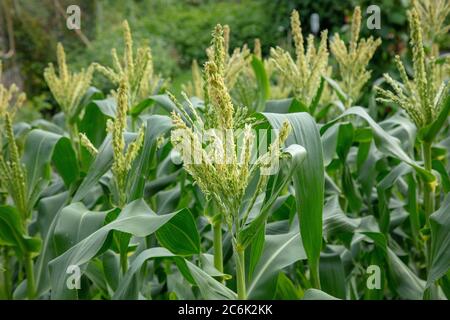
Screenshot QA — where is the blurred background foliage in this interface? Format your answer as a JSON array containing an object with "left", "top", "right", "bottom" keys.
[{"left": 1, "top": 0, "right": 448, "bottom": 118}]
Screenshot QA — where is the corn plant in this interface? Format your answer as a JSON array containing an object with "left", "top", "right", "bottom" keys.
[{"left": 0, "top": 2, "right": 449, "bottom": 301}]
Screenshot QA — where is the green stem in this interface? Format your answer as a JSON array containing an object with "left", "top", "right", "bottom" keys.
[
  {"left": 236, "top": 247, "right": 246, "bottom": 300},
  {"left": 213, "top": 221, "right": 224, "bottom": 275},
  {"left": 67, "top": 121, "right": 83, "bottom": 167},
  {"left": 120, "top": 250, "right": 128, "bottom": 274},
  {"left": 2, "top": 248, "right": 11, "bottom": 299},
  {"left": 309, "top": 261, "right": 321, "bottom": 289},
  {"left": 24, "top": 253, "right": 35, "bottom": 299},
  {"left": 422, "top": 141, "right": 434, "bottom": 300},
  {"left": 422, "top": 141, "right": 434, "bottom": 219}
]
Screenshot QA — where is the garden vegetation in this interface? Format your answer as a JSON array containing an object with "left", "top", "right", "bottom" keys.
[{"left": 0, "top": 1, "right": 449, "bottom": 300}]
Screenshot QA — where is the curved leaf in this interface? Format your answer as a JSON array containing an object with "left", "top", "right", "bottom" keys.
[
  {"left": 247, "top": 231, "right": 306, "bottom": 299},
  {"left": 321, "top": 107, "right": 435, "bottom": 182},
  {"left": 303, "top": 288, "right": 340, "bottom": 300},
  {"left": 127, "top": 115, "right": 173, "bottom": 201},
  {"left": 238, "top": 144, "right": 306, "bottom": 248},
  {"left": 387, "top": 248, "right": 425, "bottom": 299},
  {"left": 113, "top": 247, "right": 236, "bottom": 300},
  {"left": 22, "top": 129, "right": 79, "bottom": 198},
  {"left": 0, "top": 205, "right": 41, "bottom": 257},
  {"left": 427, "top": 194, "right": 450, "bottom": 288},
  {"left": 263, "top": 112, "right": 324, "bottom": 288},
  {"left": 251, "top": 57, "right": 270, "bottom": 112},
  {"left": 156, "top": 208, "right": 200, "bottom": 256},
  {"left": 48, "top": 199, "right": 180, "bottom": 299}
]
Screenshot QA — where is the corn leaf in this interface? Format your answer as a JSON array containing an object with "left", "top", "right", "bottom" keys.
[
  {"left": 48, "top": 199, "right": 182, "bottom": 299},
  {"left": 263, "top": 112, "right": 325, "bottom": 288}
]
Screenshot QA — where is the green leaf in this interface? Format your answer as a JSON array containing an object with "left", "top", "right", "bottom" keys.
[
  {"left": 376, "top": 163, "right": 413, "bottom": 232},
  {"left": 421, "top": 93, "right": 450, "bottom": 142},
  {"left": 78, "top": 98, "right": 115, "bottom": 149},
  {"left": 72, "top": 87, "right": 105, "bottom": 121},
  {"left": 274, "top": 272, "right": 302, "bottom": 299},
  {"left": 22, "top": 129, "right": 79, "bottom": 198},
  {"left": 88, "top": 98, "right": 117, "bottom": 118},
  {"left": 323, "top": 76, "right": 348, "bottom": 105},
  {"left": 321, "top": 107, "right": 436, "bottom": 183},
  {"left": 238, "top": 144, "right": 306, "bottom": 248},
  {"left": 433, "top": 159, "right": 450, "bottom": 193},
  {"left": 113, "top": 247, "right": 236, "bottom": 300},
  {"left": 362, "top": 232, "right": 388, "bottom": 255},
  {"left": 156, "top": 185, "right": 181, "bottom": 214},
  {"left": 53, "top": 202, "right": 109, "bottom": 255},
  {"left": 264, "top": 98, "right": 308, "bottom": 113},
  {"left": 319, "top": 247, "right": 346, "bottom": 299},
  {"left": 129, "top": 98, "right": 154, "bottom": 116},
  {"left": 387, "top": 248, "right": 425, "bottom": 299},
  {"left": 72, "top": 132, "right": 137, "bottom": 203},
  {"left": 72, "top": 135, "right": 113, "bottom": 203},
  {"left": 102, "top": 250, "right": 120, "bottom": 291},
  {"left": 130, "top": 92, "right": 192, "bottom": 117},
  {"left": 36, "top": 191, "right": 69, "bottom": 239},
  {"left": 323, "top": 196, "right": 359, "bottom": 239},
  {"left": 336, "top": 122, "right": 354, "bottom": 160},
  {"left": 48, "top": 199, "right": 180, "bottom": 299},
  {"left": 440, "top": 271, "right": 450, "bottom": 299},
  {"left": 127, "top": 115, "right": 172, "bottom": 201},
  {"left": 84, "top": 260, "right": 109, "bottom": 297},
  {"left": 156, "top": 208, "right": 201, "bottom": 256},
  {"left": 427, "top": 194, "right": 450, "bottom": 288},
  {"left": 147, "top": 94, "right": 183, "bottom": 116},
  {"left": 247, "top": 225, "right": 265, "bottom": 282},
  {"left": 263, "top": 112, "right": 324, "bottom": 288},
  {"left": 309, "top": 76, "right": 325, "bottom": 115},
  {"left": 342, "top": 165, "right": 362, "bottom": 213},
  {"left": 302, "top": 288, "right": 340, "bottom": 300},
  {"left": 251, "top": 56, "right": 270, "bottom": 112},
  {"left": 247, "top": 231, "right": 306, "bottom": 299},
  {"left": 0, "top": 205, "right": 41, "bottom": 257},
  {"left": 13, "top": 192, "right": 69, "bottom": 299}
]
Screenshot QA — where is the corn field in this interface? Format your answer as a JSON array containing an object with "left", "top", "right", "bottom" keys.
[{"left": 0, "top": 1, "right": 449, "bottom": 301}]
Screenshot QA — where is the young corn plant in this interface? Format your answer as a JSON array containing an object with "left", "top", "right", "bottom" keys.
[
  {"left": 414, "top": 0, "right": 450, "bottom": 56},
  {"left": 414, "top": 0, "right": 450, "bottom": 88},
  {"left": 377, "top": 5, "right": 449, "bottom": 212},
  {"left": 44, "top": 43, "right": 94, "bottom": 156},
  {"left": 231, "top": 38, "right": 271, "bottom": 112},
  {"left": 79, "top": 76, "right": 145, "bottom": 272},
  {"left": 0, "top": 62, "right": 38, "bottom": 300},
  {"left": 169, "top": 24, "right": 305, "bottom": 299},
  {"left": 376, "top": 4, "right": 450, "bottom": 298},
  {"left": 105, "top": 79, "right": 145, "bottom": 209},
  {"left": 329, "top": 6, "right": 381, "bottom": 108},
  {"left": 182, "top": 59, "right": 204, "bottom": 99},
  {"left": 264, "top": 53, "right": 292, "bottom": 100},
  {"left": 270, "top": 10, "right": 329, "bottom": 111},
  {"left": 94, "top": 21, "right": 165, "bottom": 108},
  {"left": 183, "top": 24, "right": 266, "bottom": 111}
]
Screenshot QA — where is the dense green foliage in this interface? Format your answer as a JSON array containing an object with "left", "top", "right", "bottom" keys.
[
  {"left": 0, "top": 0, "right": 449, "bottom": 300},
  {"left": 5, "top": 0, "right": 442, "bottom": 98}
]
